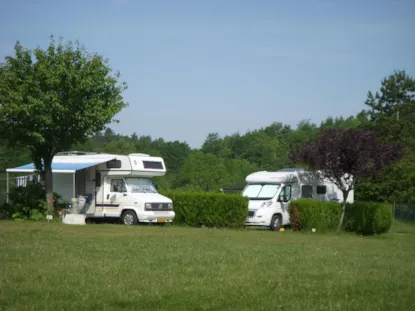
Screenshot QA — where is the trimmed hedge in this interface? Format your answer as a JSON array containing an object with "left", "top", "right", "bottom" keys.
[
  {"left": 289, "top": 199, "right": 341, "bottom": 232},
  {"left": 162, "top": 191, "right": 249, "bottom": 228},
  {"left": 289, "top": 199, "right": 393, "bottom": 235},
  {"left": 343, "top": 202, "right": 393, "bottom": 235}
]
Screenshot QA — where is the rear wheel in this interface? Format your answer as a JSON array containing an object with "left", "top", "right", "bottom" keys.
[
  {"left": 270, "top": 214, "right": 282, "bottom": 231},
  {"left": 121, "top": 210, "right": 138, "bottom": 225}
]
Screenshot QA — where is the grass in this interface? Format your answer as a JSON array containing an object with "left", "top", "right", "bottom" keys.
[{"left": 1, "top": 221, "right": 415, "bottom": 311}]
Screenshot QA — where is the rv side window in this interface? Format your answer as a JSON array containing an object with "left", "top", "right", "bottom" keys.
[
  {"left": 95, "top": 172, "right": 101, "bottom": 187},
  {"left": 317, "top": 185, "right": 327, "bottom": 195},
  {"left": 111, "top": 179, "right": 127, "bottom": 192},
  {"left": 107, "top": 160, "right": 122, "bottom": 169},
  {"left": 279, "top": 185, "right": 292, "bottom": 201},
  {"left": 301, "top": 185, "right": 313, "bottom": 198}
]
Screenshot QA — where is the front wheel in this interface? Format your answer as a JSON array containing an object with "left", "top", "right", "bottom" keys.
[
  {"left": 121, "top": 210, "right": 138, "bottom": 225},
  {"left": 270, "top": 215, "right": 282, "bottom": 231}
]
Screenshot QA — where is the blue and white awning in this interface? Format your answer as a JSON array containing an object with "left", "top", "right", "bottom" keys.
[{"left": 6, "top": 154, "right": 116, "bottom": 174}]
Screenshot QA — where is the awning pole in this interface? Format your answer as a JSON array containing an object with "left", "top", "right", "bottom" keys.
[
  {"left": 6, "top": 172, "right": 9, "bottom": 203},
  {"left": 73, "top": 172, "right": 76, "bottom": 198}
]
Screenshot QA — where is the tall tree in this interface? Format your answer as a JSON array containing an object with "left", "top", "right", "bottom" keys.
[
  {"left": 364, "top": 70, "right": 415, "bottom": 146},
  {"left": 358, "top": 70, "right": 415, "bottom": 202},
  {"left": 0, "top": 36, "right": 127, "bottom": 211},
  {"left": 293, "top": 128, "right": 402, "bottom": 231}
]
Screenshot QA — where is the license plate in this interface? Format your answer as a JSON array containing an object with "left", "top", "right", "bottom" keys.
[{"left": 157, "top": 218, "right": 166, "bottom": 223}]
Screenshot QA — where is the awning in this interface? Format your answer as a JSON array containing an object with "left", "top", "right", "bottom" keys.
[{"left": 6, "top": 154, "right": 116, "bottom": 174}]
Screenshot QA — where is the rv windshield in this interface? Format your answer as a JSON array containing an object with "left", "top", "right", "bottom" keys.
[
  {"left": 125, "top": 178, "right": 158, "bottom": 194},
  {"left": 242, "top": 184, "right": 280, "bottom": 200}
]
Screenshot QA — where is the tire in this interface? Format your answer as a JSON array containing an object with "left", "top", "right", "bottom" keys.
[
  {"left": 270, "top": 214, "right": 282, "bottom": 231},
  {"left": 121, "top": 210, "right": 138, "bottom": 225}
]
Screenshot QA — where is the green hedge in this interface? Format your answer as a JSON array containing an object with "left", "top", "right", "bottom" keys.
[
  {"left": 162, "top": 191, "right": 249, "bottom": 228},
  {"left": 289, "top": 198, "right": 341, "bottom": 232},
  {"left": 289, "top": 199, "right": 393, "bottom": 234},
  {"left": 343, "top": 202, "right": 393, "bottom": 235}
]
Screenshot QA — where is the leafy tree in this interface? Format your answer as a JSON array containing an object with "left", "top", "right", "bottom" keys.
[
  {"left": 357, "top": 70, "right": 415, "bottom": 202},
  {"left": 0, "top": 36, "right": 127, "bottom": 211},
  {"left": 176, "top": 151, "right": 230, "bottom": 191},
  {"left": 364, "top": 70, "right": 415, "bottom": 146},
  {"left": 293, "top": 128, "right": 403, "bottom": 231},
  {"left": 201, "top": 133, "right": 223, "bottom": 156}
]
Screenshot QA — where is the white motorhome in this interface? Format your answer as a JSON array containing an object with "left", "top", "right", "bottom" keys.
[
  {"left": 6, "top": 152, "right": 175, "bottom": 225},
  {"left": 242, "top": 168, "right": 354, "bottom": 231}
]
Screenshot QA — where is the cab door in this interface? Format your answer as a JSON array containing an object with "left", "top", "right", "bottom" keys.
[
  {"left": 104, "top": 177, "right": 128, "bottom": 217},
  {"left": 278, "top": 184, "right": 292, "bottom": 224}
]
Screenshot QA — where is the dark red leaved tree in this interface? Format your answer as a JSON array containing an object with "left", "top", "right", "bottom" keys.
[{"left": 292, "top": 128, "right": 403, "bottom": 231}]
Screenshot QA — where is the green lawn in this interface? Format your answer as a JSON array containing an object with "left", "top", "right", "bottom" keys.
[{"left": 1, "top": 221, "right": 415, "bottom": 311}]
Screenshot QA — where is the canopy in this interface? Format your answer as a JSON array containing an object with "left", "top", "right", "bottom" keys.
[{"left": 6, "top": 154, "right": 116, "bottom": 174}]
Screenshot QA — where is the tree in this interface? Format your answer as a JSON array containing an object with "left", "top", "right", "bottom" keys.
[
  {"left": 357, "top": 70, "right": 415, "bottom": 202},
  {"left": 201, "top": 133, "right": 223, "bottom": 156},
  {"left": 292, "top": 128, "right": 403, "bottom": 232},
  {"left": 176, "top": 151, "right": 230, "bottom": 191},
  {"left": 0, "top": 36, "right": 128, "bottom": 211},
  {"left": 364, "top": 70, "right": 415, "bottom": 147}
]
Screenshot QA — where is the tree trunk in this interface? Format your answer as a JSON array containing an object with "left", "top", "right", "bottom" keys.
[
  {"left": 44, "top": 158, "right": 54, "bottom": 213},
  {"left": 337, "top": 190, "right": 349, "bottom": 232}
]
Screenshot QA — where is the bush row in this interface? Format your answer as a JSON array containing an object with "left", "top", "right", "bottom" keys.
[
  {"left": 161, "top": 191, "right": 248, "bottom": 228},
  {"left": 0, "top": 183, "right": 62, "bottom": 220},
  {"left": 289, "top": 198, "right": 393, "bottom": 235},
  {"left": 289, "top": 198, "right": 341, "bottom": 232},
  {"left": 343, "top": 201, "right": 393, "bottom": 235}
]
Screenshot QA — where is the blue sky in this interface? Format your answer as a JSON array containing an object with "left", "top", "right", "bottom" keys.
[{"left": 1, "top": 0, "right": 414, "bottom": 148}]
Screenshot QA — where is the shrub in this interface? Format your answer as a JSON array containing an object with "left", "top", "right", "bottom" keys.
[
  {"left": 0, "top": 202, "right": 15, "bottom": 219},
  {"left": 289, "top": 199, "right": 341, "bottom": 232},
  {"left": 8, "top": 183, "right": 62, "bottom": 220},
  {"left": 161, "top": 191, "right": 249, "bottom": 228},
  {"left": 344, "top": 201, "right": 393, "bottom": 235}
]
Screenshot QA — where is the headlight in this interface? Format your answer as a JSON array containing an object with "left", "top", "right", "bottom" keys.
[
  {"left": 260, "top": 201, "right": 273, "bottom": 208},
  {"left": 145, "top": 203, "right": 151, "bottom": 210},
  {"left": 168, "top": 203, "right": 173, "bottom": 210}
]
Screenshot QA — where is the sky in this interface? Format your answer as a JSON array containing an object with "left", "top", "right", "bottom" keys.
[{"left": 0, "top": 0, "right": 414, "bottom": 148}]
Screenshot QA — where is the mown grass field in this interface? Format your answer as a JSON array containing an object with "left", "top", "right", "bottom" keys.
[{"left": 1, "top": 221, "right": 415, "bottom": 311}]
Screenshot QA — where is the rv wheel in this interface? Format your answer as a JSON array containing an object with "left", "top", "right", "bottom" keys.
[
  {"left": 270, "top": 215, "right": 282, "bottom": 231},
  {"left": 121, "top": 210, "right": 138, "bottom": 225}
]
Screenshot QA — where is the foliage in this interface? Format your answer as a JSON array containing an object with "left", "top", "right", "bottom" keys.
[
  {"left": 292, "top": 127, "right": 403, "bottom": 231},
  {"left": 357, "top": 70, "right": 415, "bottom": 203},
  {"left": 0, "top": 35, "right": 127, "bottom": 210},
  {"left": 289, "top": 199, "right": 342, "bottom": 232},
  {"left": 394, "top": 203, "right": 415, "bottom": 222},
  {"left": 290, "top": 199, "right": 394, "bottom": 235},
  {"left": 162, "top": 191, "right": 249, "bottom": 228},
  {"left": 343, "top": 202, "right": 393, "bottom": 235},
  {"left": 7, "top": 183, "right": 62, "bottom": 220}
]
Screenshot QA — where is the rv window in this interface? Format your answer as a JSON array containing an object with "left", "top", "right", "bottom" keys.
[
  {"left": 301, "top": 185, "right": 313, "bottom": 198},
  {"left": 95, "top": 172, "right": 101, "bottom": 187},
  {"left": 242, "top": 184, "right": 280, "bottom": 200},
  {"left": 317, "top": 185, "right": 327, "bottom": 195},
  {"left": 142, "top": 161, "right": 164, "bottom": 169},
  {"left": 111, "top": 179, "right": 127, "bottom": 192},
  {"left": 279, "top": 185, "right": 292, "bottom": 202},
  {"left": 106, "top": 160, "right": 122, "bottom": 169}
]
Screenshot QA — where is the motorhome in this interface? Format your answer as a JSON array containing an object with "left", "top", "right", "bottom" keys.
[
  {"left": 6, "top": 152, "right": 175, "bottom": 225},
  {"left": 242, "top": 168, "right": 354, "bottom": 231}
]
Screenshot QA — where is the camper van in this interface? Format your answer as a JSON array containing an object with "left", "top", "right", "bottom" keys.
[
  {"left": 6, "top": 152, "right": 174, "bottom": 225},
  {"left": 242, "top": 168, "right": 354, "bottom": 231}
]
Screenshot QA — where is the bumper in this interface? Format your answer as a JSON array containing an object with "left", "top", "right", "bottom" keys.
[
  {"left": 138, "top": 211, "right": 175, "bottom": 223},
  {"left": 244, "top": 216, "right": 269, "bottom": 226}
]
